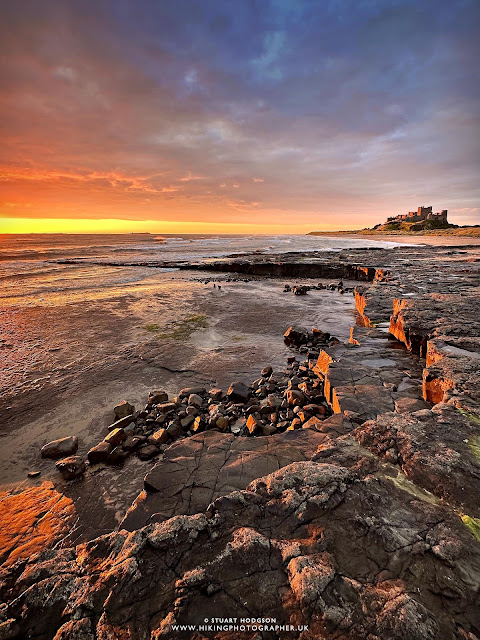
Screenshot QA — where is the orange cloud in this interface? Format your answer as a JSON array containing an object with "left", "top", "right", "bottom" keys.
[{"left": 0, "top": 167, "right": 166, "bottom": 194}]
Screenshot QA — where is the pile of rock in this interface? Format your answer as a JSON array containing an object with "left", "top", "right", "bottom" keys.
[
  {"left": 86, "top": 358, "right": 331, "bottom": 466},
  {"left": 283, "top": 280, "right": 353, "bottom": 295},
  {"left": 283, "top": 324, "right": 340, "bottom": 354},
  {"left": 42, "top": 344, "right": 334, "bottom": 480}
]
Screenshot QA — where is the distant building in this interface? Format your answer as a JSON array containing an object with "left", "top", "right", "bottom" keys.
[{"left": 386, "top": 206, "right": 448, "bottom": 225}]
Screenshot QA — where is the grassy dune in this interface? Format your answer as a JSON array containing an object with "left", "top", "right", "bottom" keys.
[{"left": 309, "top": 226, "right": 480, "bottom": 237}]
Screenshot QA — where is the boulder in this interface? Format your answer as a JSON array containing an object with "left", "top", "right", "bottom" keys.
[
  {"left": 284, "top": 325, "right": 309, "bottom": 346},
  {"left": 122, "top": 436, "right": 142, "bottom": 452},
  {"left": 113, "top": 401, "right": 135, "bottom": 419},
  {"left": 304, "top": 403, "right": 327, "bottom": 415},
  {"left": 107, "top": 446, "right": 128, "bottom": 465},
  {"left": 104, "top": 428, "right": 126, "bottom": 447},
  {"left": 149, "top": 390, "right": 169, "bottom": 405},
  {"left": 227, "top": 381, "right": 250, "bottom": 404},
  {"left": 55, "top": 456, "right": 86, "bottom": 480},
  {"left": 188, "top": 393, "right": 203, "bottom": 408},
  {"left": 148, "top": 429, "right": 169, "bottom": 446},
  {"left": 216, "top": 416, "right": 229, "bottom": 430},
  {"left": 87, "top": 442, "right": 112, "bottom": 464},
  {"left": 137, "top": 445, "right": 160, "bottom": 460},
  {"left": 293, "top": 285, "right": 308, "bottom": 295},
  {"left": 107, "top": 415, "right": 135, "bottom": 431},
  {"left": 261, "top": 365, "right": 273, "bottom": 377},
  {"left": 285, "top": 389, "right": 306, "bottom": 406},
  {"left": 246, "top": 414, "right": 262, "bottom": 436},
  {"left": 262, "top": 424, "right": 278, "bottom": 436},
  {"left": 156, "top": 402, "right": 177, "bottom": 414},
  {"left": 179, "top": 387, "right": 206, "bottom": 398},
  {"left": 180, "top": 415, "right": 195, "bottom": 429},
  {"left": 166, "top": 424, "right": 183, "bottom": 439},
  {"left": 191, "top": 416, "right": 205, "bottom": 433},
  {"left": 41, "top": 436, "right": 78, "bottom": 459}
]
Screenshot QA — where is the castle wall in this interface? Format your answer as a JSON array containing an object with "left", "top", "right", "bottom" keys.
[{"left": 385, "top": 206, "right": 447, "bottom": 225}]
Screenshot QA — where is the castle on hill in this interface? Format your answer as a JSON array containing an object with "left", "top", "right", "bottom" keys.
[{"left": 386, "top": 205, "right": 448, "bottom": 225}]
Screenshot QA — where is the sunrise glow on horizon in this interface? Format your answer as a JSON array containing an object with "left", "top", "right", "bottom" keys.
[
  {"left": 0, "top": 217, "right": 341, "bottom": 235},
  {"left": 1, "top": 1, "right": 479, "bottom": 233}
]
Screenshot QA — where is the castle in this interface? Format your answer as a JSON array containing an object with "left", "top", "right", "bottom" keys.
[{"left": 386, "top": 206, "right": 448, "bottom": 225}]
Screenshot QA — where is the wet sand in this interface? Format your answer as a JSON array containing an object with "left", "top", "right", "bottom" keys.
[{"left": 314, "top": 233, "right": 480, "bottom": 246}]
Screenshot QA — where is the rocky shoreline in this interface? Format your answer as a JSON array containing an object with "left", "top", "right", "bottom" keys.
[{"left": 0, "top": 243, "right": 479, "bottom": 639}]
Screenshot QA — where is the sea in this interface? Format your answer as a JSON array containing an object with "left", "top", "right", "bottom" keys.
[{"left": 0, "top": 233, "right": 404, "bottom": 308}]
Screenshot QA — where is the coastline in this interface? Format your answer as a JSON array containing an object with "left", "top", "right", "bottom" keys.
[
  {"left": 308, "top": 229, "right": 480, "bottom": 244},
  {"left": 1, "top": 240, "right": 479, "bottom": 638}
]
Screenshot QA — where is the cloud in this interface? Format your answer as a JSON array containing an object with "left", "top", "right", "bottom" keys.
[
  {"left": 0, "top": 0, "right": 478, "bottom": 227},
  {"left": 178, "top": 172, "right": 208, "bottom": 182}
]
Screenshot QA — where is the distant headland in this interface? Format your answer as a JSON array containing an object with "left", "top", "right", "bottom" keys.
[{"left": 309, "top": 204, "right": 480, "bottom": 237}]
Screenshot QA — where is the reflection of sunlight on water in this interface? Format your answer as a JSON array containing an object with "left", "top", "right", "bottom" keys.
[{"left": 0, "top": 268, "right": 187, "bottom": 308}]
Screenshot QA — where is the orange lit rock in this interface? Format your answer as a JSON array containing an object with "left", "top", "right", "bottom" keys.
[{"left": 0, "top": 482, "right": 75, "bottom": 567}]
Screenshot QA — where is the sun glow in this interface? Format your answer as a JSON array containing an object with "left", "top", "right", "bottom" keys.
[{"left": 0, "top": 217, "right": 325, "bottom": 235}]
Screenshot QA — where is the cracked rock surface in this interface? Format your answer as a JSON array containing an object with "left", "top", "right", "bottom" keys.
[
  {"left": 0, "top": 460, "right": 478, "bottom": 639},
  {"left": 121, "top": 429, "right": 326, "bottom": 531}
]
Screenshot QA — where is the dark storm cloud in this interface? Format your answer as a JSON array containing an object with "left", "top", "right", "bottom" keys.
[{"left": 0, "top": 0, "right": 478, "bottom": 225}]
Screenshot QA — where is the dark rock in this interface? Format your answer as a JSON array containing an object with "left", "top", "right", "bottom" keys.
[
  {"left": 262, "top": 424, "right": 278, "bottom": 436},
  {"left": 246, "top": 414, "right": 262, "bottom": 435},
  {"left": 227, "top": 381, "right": 250, "bottom": 404},
  {"left": 107, "top": 446, "right": 128, "bottom": 465},
  {"left": 122, "top": 436, "right": 142, "bottom": 452},
  {"left": 208, "top": 387, "right": 223, "bottom": 400},
  {"left": 27, "top": 471, "right": 41, "bottom": 478},
  {"left": 180, "top": 415, "right": 195, "bottom": 429},
  {"left": 149, "top": 390, "right": 169, "bottom": 405},
  {"left": 148, "top": 428, "right": 169, "bottom": 446},
  {"left": 285, "top": 389, "right": 306, "bottom": 406},
  {"left": 107, "top": 415, "right": 136, "bottom": 431},
  {"left": 293, "top": 285, "right": 308, "bottom": 295},
  {"left": 113, "top": 401, "right": 135, "bottom": 419},
  {"left": 166, "top": 424, "right": 183, "bottom": 439},
  {"left": 156, "top": 402, "right": 177, "bottom": 414},
  {"left": 215, "top": 415, "right": 229, "bottom": 430},
  {"left": 87, "top": 442, "right": 112, "bottom": 464},
  {"left": 41, "top": 436, "right": 78, "bottom": 459},
  {"left": 187, "top": 393, "right": 203, "bottom": 408},
  {"left": 137, "top": 445, "right": 160, "bottom": 460},
  {"left": 104, "top": 428, "right": 126, "bottom": 447},
  {"left": 55, "top": 456, "right": 86, "bottom": 480},
  {"left": 284, "top": 325, "right": 309, "bottom": 346},
  {"left": 179, "top": 386, "right": 206, "bottom": 397}
]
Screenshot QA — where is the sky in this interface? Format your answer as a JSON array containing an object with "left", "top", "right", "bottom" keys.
[{"left": 0, "top": 0, "right": 479, "bottom": 234}]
